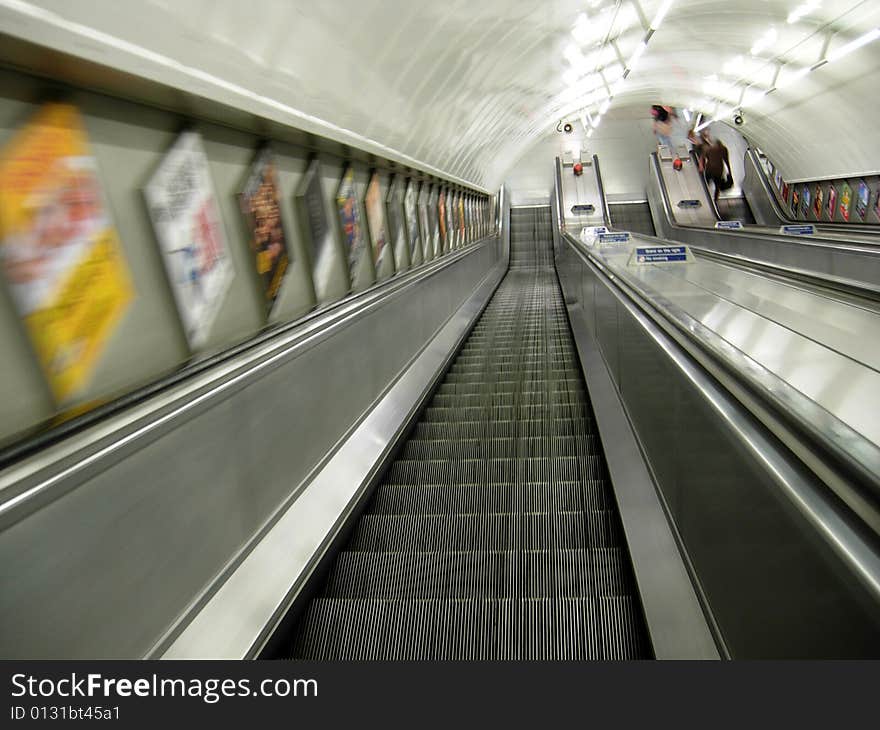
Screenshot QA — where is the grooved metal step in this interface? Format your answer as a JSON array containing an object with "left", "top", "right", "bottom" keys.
[{"left": 290, "top": 205, "right": 650, "bottom": 660}]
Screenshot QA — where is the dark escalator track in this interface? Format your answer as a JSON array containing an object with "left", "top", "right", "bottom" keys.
[
  {"left": 289, "top": 206, "right": 651, "bottom": 660},
  {"left": 608, "top": 202, "right": 656, "bottom": 237}
]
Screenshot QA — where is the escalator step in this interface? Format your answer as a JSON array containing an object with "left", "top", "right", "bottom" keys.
[
  {"left": 288, "top": 205, "right": 649, "bottom": 660},
  {"left": 370, "top": 480, "right": 612, "bottom": 515},
  {"left": 322, "top": 548, "right": 633, "bottom": 598}
]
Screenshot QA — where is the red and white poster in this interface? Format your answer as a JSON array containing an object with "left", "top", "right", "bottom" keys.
[{"left": 145, "top": 131, "right": 233, "bottom": 349}]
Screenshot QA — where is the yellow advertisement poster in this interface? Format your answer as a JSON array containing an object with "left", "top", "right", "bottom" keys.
[{"left": 0, "top": 103, "right": 132, "bottom": 403}]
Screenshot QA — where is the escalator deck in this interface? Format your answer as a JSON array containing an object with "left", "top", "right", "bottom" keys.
[{"left": 290, "top": 207, "right": 651, "bottom": 660}]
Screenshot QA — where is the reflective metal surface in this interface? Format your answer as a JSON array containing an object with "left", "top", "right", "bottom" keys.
[
  {"left": 557, "top": 227, "right": 880, "bottom": 657},
  {"left": 649, "top": 153, "right": 880, "bottom": 294},
  {"left": 0, "top": 232, "right": 504, "bottom": 659}
]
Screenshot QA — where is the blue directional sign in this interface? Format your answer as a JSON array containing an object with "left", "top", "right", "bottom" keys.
[
  {"left": 677, "top": 199, "right": 702, "bottom": 208},
  {"left": 571, "top": 204, "right": 595, "bottom": 214},
  {"left": 715, "top": 220, "right": 743, "bottom": 229},
  {"left": 780, "top": 224, "right": 815, "bottom": 235},
  {"left": 597, "top": 232, "right": 631, "bottom": 244},
  {"left": 634, "top": 245, "right": 689, "bottom": 263}
]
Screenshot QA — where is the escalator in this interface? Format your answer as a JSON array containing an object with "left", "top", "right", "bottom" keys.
[
  {"left": 289, "top": 206, "right": 651, "bottom": 660},
  {"left": 608, "top": 201, "right": 656, "bottom": 237}
]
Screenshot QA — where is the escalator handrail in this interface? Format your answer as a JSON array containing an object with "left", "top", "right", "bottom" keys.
[
  {"left": 0, "top": 234, "right": 498, "bottom": 474},
  {"left": 745, "top": 148, "right": 880, "bottom": 234},
  {"left": 651, "top": 152, "right": 880, "bottom": 256},
  {"left": 559, "top": 226, "right": 880, "bottom": 605},
  {"left": 592, "top": 153, "right": 611, "bottom": 228},
  {"left": 561, "top": 227, "right": 880, "bottom": 528},
  {"left": 687, "top": 149, "right": 723, "bottom": 221}
]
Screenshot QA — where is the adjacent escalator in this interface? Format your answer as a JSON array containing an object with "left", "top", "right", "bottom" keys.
[
  {"left": 608, "top": 201, "right": 656, "bottom": 237},
  {"left": 288, "top": 206, "right": 651, "bottom": 660}
]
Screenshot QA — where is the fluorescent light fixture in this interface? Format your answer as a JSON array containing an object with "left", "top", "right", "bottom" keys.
[
  {"left": 694, "top": 117, "right": 712, "bottom": 132},
  {"left": 827, "top": 27, "right": 880, "bottom": 62},
  {"left": 722, "top": 55, "right": 743, "bottom": 76},
  {"left": 650, "top": 0, "right": 675, "bottom": 30},
  {"left": 599, "top": 99, "right": 610, "bottom": 115},
  {"left": 564, "top": 43, "right": 585, "bottom": 66},
  {"left": 593, "top": 114, "right": 603, "bottom": 129},
  {"left": 775, "top": 65, "right": 810, "bottom": 89},
  {"left": 587, "top": 128, "right": 594, "bottom": 138},
  {"left": 563, "top": 68, "right": 581, "bottom": 86},
  {"left": 788, "top": 1, "right": 820, "bottom": 24},
  {"left": 750, "top": 27, "right": 777, "bottom": 56},
  {"left": 627, "top": 41, "right": 648, "bottom": 71},
  {"left": 682, "top": 108, "right": 691, "bottom": 122},
  {"left": 611, "top": 77, "right": 626, "bottom": 96},
  {"left": 581, "top": 114, "right": 590, "bottom": 131},
  {"left": 694, "top": 112, "right": 703, "bottom": 129}
]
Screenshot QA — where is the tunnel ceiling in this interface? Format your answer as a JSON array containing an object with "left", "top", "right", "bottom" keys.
[{"left": 2, "top": 0, "right": 879, "bottom": 189}]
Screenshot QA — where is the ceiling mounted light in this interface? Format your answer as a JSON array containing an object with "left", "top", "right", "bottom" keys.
[
  {"left": 750, "top": 27, "right": 778, "bottom": 56},
  {"left": 787, "top": 0, "right": 821, "bottom": 25},
  {"left": 628, "top": 41, "right": 648, "bottom": 70},
  {"left": 827, "top": 27, "right": 880, "bottom": 62},
  {"left": 650, "top": 0, "right": 675, "bottom": 30}
]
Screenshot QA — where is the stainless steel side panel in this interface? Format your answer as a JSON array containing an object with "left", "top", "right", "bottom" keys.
[
  {"left": 0, "top": 236, "right": 505, "bottom": 659},
  {"left": 557, "top": 234, "right": 880, "bottom": 658},
  {"left": 649, "top": 154, "right": 880, "bottom": 291}
]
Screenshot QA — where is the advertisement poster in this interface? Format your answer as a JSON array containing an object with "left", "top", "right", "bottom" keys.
[
  {"left": 336, "top": 166, "right": 367, "bottom": 277},
  {"left": 773, "top": 169, "right": 783, "bottom": 190},
  {"left": 781, "top": 182, "right": 790, "bottom": 203},
  {"left": 855, "top": 180, "right": 869, "bottom": 220},
  {"left": 791, "top": 187, "right": 799, "bottom": 216},
  {"left": 146, "top": 130, "right": 232, "bottom": 350},
  {"left": 385, "top": 175, "right": 407, "bottom": 271},
  {"left": 458, "top": 193, "right": 466, "bottom": 245},
  {"left": 438, "top": 188, "right": 448, "bottom": 252},
  {"left": 447, "top": 190, "right": 455, "bottom": 248},
  {"left": 238, "top": 148, "right": 289, "bottom": 314},
  {"left": 428, "top": 186, "right": 441, "bottom": 257},
  {"left": 801, "top": 186, "right": 811, "bottom": 218},
  {"left": 840, "top": 181, "right": 852, "bottom": 222},
  {"left": 296, "top": 159, "right": 335, "bottom": 299},
  {"left": 827, "top": 185, "right": 838, "bottom": 221},
  {"left": 364, "top": 172, "right": 388, "bottom": 268},
  {"left": 404, "top": 179, "right": 420, "bottom": 259},
  {"left": 450, "top": 191, "right": 459, "bottom": 248},
  {"left": 418, "top": 183, "right": 432, "bottom": 261},
  {"left": 812, "top": 185, "right": 823, "bottom": 220},
  {"left": 875, "top": 186, "right": 880, "bottom": 219},
  {"left": 0, "top": 102, "right": 133, "bottom": 402}
]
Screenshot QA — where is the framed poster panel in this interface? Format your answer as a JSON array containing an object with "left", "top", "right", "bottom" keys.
[
  {"left": 855, "top": 180, "right": 870, "bottom": 221},
  {"left": 840, "top": 181, "right": 852, "bottom": 222},
  {"left": 773, "top": 168, "right": 783, "bottom": 190},
  {"left": 875, "top": 185, "right": 880, "bottom": 220},
  {"left": 336, "top": 165, "right": 368, "bottom": 283},
  {"left": 418, "top": 182, "right": 432, "bottom": 262},
  {"left": 145, "top": 129, "right": 232, "bottom": 352},
  {"left": 791, "top": 187, "right": 799, "bottom": 217},
  {"left": 437, "top": 187, "right": 448, "bottom": 254},
  {"left": 827, "top": 185, "right": 838, "bottom": 221},
  {"left": 781, "top": 182, "right": 789, "bottom": 204},
  {"left": 0, "top": 102, "right": 133, "bottom": 402},
  {"left": 365, "top": 171, "right": 393, "bottom": 276},
  {"left": 385, "top": 175, "right": 408, "bottom": 272},
  {"left": 450, "top": 190, "right": 459, "bottom": 249},
  {"left": 457, "top": 192, "right": 466, "bottom": 246},
  {"left": 812, "top": 184, "right": 823, "bottom": 221},
  {"left": 239, "top": 147, "right": 290, "bottom": 315},
  {"left": 295, "top": 158, "right": 336, "bottom": 302},
  {"left": 428, "top": 185, "right": 441, "bottom": 258},
  {"left": 404, "top": 179, "right": 421, "bottom": 266},
  {"left": 446, "top": 188, "right": 455, "bottom": 249},
  {"left": 801, "top": 185, "right": 811, "bottom": 219}
]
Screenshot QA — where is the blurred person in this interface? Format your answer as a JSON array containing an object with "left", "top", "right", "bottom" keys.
[
  {"left": 701, "top": 138, "right": 733, "bottom": 201},
  {"left": 651, "top": 105, "right": 676, "bottom": 148},
  {"left": 688, "top": 129, "right": 711, "bottom": 171}
]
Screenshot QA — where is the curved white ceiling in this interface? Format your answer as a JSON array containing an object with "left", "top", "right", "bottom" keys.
[{"left": 2, "top": 0, "right": 879, "bottom": 188}]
